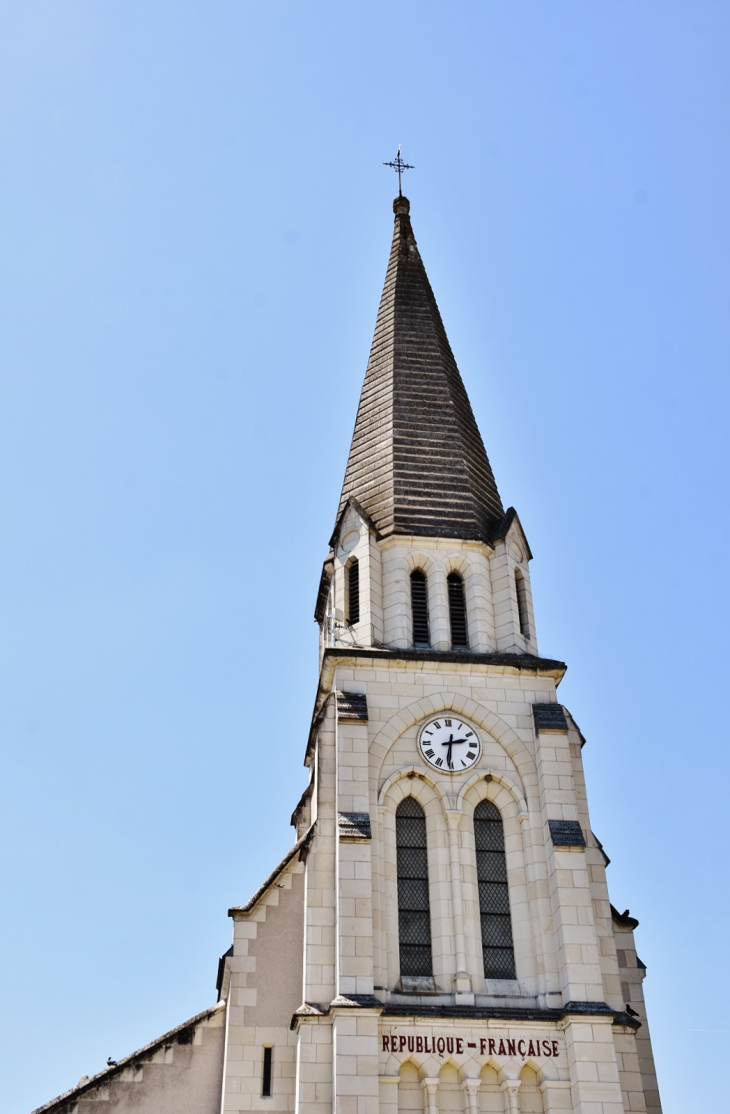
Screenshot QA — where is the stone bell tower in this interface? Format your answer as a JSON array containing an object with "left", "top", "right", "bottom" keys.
[
  {"left": 33, "top": 195, "right": 663, "bottom": 1114},
  {"left": 296, "top": 194, "right": 663, "bottom": 1114}
]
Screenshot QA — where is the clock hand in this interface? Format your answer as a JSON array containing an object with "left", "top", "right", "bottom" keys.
[{"left": 441, "top": 738, "right": 468, "bottom": 747}]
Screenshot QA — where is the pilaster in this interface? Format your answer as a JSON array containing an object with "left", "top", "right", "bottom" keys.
[
  {"left": 304, "top": 706, "right": 337, "bottom": 1005},
  {"left": 295, "top": 1019, "right": 333, "bottom": 1114},
  {"left": 563, "top": 1017, "right": 625, "bottom": 1114},
  {"left": 332, "top": 1010, "right": 380, "bottom": 1114},
  {"left": 444, "top": 809, "right": 474, "bottom": 1002},
  {"left": 536, "top": 724, "right": 605, "bottom": 1003},
  {"left": 336, "top": 709, "right": 374, "bottom": 996}
]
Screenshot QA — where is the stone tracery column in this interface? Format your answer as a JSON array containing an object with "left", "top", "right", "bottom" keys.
[
  {"left": 461, "top": 1078, "right": 481, "bottom": 1114},
  {"left": 500, "top": 1079, "right": 520, "bottom": 1114},
  {"left": 422, "top": 1077, "right": 440, "bottom": 1114},
  {"left": 445, "top": 810, "right": 473, "bottom": 1001}
]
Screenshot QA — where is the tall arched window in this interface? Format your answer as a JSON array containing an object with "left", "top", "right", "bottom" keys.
[
  {"left": 396, "top": 797, "right": 433, "bottom": 976},
  {"left": 347, "top": 559, "right": 360, "bottom": 625},
  {"left": 410, "top": 570, "right": 430, "bottom": 646},
  {"left": 474, "top": 800, "right": 516, "bottom": 979},
  {"left": 515, "top": 569, "right": 530, "bottom": 640},
  {"left": 447, "top": 572, "right": 468, "bottom": 648}
]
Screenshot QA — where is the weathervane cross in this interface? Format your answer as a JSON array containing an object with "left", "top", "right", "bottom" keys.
[{"left": 383, "top": 146, "right": 414, "bottom": 196}]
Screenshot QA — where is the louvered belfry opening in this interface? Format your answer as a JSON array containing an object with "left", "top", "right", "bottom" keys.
[
  {"left": 347, "top": 559, "right": 360, "bottom": 625},
  {"left": 447, "top": 572, "right": 468, "bottom": 648},
  {"left": 396, "top": 797, "right": 433, "bottom": 977},
  {"left": 474, "top": 800, "right": 516, "bottom": 979},
  {"left": 515, "top": 569, "right": 530, "bottom": 639},
  {"left": 410, "top": 570, "right": 430, "bottom": 646}
]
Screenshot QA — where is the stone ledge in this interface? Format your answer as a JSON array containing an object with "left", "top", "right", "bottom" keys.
[
  {"left": 291, "top": 997, "right": 636, "bottom": 1030},
  {"left": 324, "top": 646, "right": 566, "bottom": 673}
]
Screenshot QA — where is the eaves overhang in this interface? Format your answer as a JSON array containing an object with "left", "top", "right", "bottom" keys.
[{"left": 291, "top": 998, "right": 639, "bottom": 1032}]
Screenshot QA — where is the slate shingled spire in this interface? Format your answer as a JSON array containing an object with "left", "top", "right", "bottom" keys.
[{"left": 336, "top": 195, "right": 504, "bottom": 542}]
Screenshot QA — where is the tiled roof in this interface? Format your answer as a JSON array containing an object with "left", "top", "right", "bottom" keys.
[{"left": 335, "top": 196, "right": 504, "bottom": 543}]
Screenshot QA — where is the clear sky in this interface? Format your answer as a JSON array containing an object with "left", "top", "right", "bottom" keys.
[{"left": 1, "top": 3, "right": 728, "bottom": 1111}]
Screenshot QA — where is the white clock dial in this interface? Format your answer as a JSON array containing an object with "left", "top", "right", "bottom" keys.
[{"left": 418, "top": 717, "right": 481, "bottom": 773}]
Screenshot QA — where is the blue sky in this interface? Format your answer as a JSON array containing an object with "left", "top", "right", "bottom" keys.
[{"left": 1, "top": 3, "right": 728, "bottom": 1111}]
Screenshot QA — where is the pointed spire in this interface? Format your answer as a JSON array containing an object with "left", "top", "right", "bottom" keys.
[{"left": 335, "top": 196, "right": 504, "bottom": 543}]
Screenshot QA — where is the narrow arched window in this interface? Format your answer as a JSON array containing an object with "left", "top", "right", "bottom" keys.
[
  {"left": 515, "top": 569, "right": 530, "bottom": 640},
  {"left": 410, "top": 570, "right": 430, "bottom": 646},
  {"left": 396, "top": 797, "right": 433, "bottom": 976},
  {"left": 447, "top": 572, "right": 468, "bottom": 648},
  {"left": 474, "top": 800, "right": 516, "bottom": 979},
  {"left": 347, "top": 559, "right": 360, "bottom": 625}
]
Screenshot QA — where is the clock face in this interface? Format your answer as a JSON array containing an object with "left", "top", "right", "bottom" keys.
[{"left": 418, "top": 717, "right": 481, "bottom": 773}]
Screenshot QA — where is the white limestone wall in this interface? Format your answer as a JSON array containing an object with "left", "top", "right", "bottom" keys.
[
  {"left": 331, "top": 658, "right": 569, "bottom": 1006},
  {"left": 296, "top": 1018, "right": 333, "bottom": 1114},
  {"left": 331, "top": 505, "right": 383, "bottom": 650},
  {"left": 379, "top": 537, "right": 496, "bottom": 652},
  {"left": 336, "top": 714, "right": 375, "bottom": 997},
  {"left": 305, "top": 702, "right": 338, "bottom": 1005},
  {"left": 490, "top": 537, "right": 537, "bottom": 655},
  {"left": 326, "top": 518, "right": 538, "bottom": 656},
  {"left": 223, "top": 865, "right": 306, "bottom": 1114},
  {"left": 293, "top": 648, "right": 660, "bottom": 1114}
]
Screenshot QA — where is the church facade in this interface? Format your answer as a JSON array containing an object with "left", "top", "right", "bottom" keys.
[{"left": 34, "top": 195, "right": 662, "bottom": 1114}]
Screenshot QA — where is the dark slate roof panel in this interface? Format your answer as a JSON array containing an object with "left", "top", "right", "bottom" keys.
[
  {"left": 549, "top": 820, "right": 586, "bottom": 848},
  {"left": 338, "top": 813, "right": 372, "bottom": 841},
  {"left": 533, "top": 703, "right": 569, "bottom": 733},
  {"left": 336, "top": 691, "right": 369, "bottom": 722},
  {"left": 335, "top": 196, "right": 504, "bottom": 542}
]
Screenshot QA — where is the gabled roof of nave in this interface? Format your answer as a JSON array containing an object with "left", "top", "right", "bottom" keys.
[{"left": 335, "top": 194, "right": 504, "bottom": 543}]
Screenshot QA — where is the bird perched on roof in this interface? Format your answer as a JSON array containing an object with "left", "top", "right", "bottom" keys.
[
  {"left": 107, "top": 1057, "right": 118, "bottom": 1067},
  {"left": 625, "top": 1004, "right": 640, "bottom": 1017}
]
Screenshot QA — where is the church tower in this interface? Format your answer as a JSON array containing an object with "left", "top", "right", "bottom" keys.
[{"left": 34, "top": 196, "right": 663, "bottom": 1114}]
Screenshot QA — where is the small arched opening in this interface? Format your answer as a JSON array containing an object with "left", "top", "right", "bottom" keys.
[
  {"left": 347, "top": 558, "right": 360, "bottom": 625},
  {"left": 410, "top": 570, "right": 430, "bottom": 646},
  {"left": 447, "top": 571, "right": 468, "bottom": 648}
]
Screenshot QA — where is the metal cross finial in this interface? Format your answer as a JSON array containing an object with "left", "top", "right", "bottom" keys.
[{"left": 383, "top": 145, "right": 414, "bottom": 196}]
